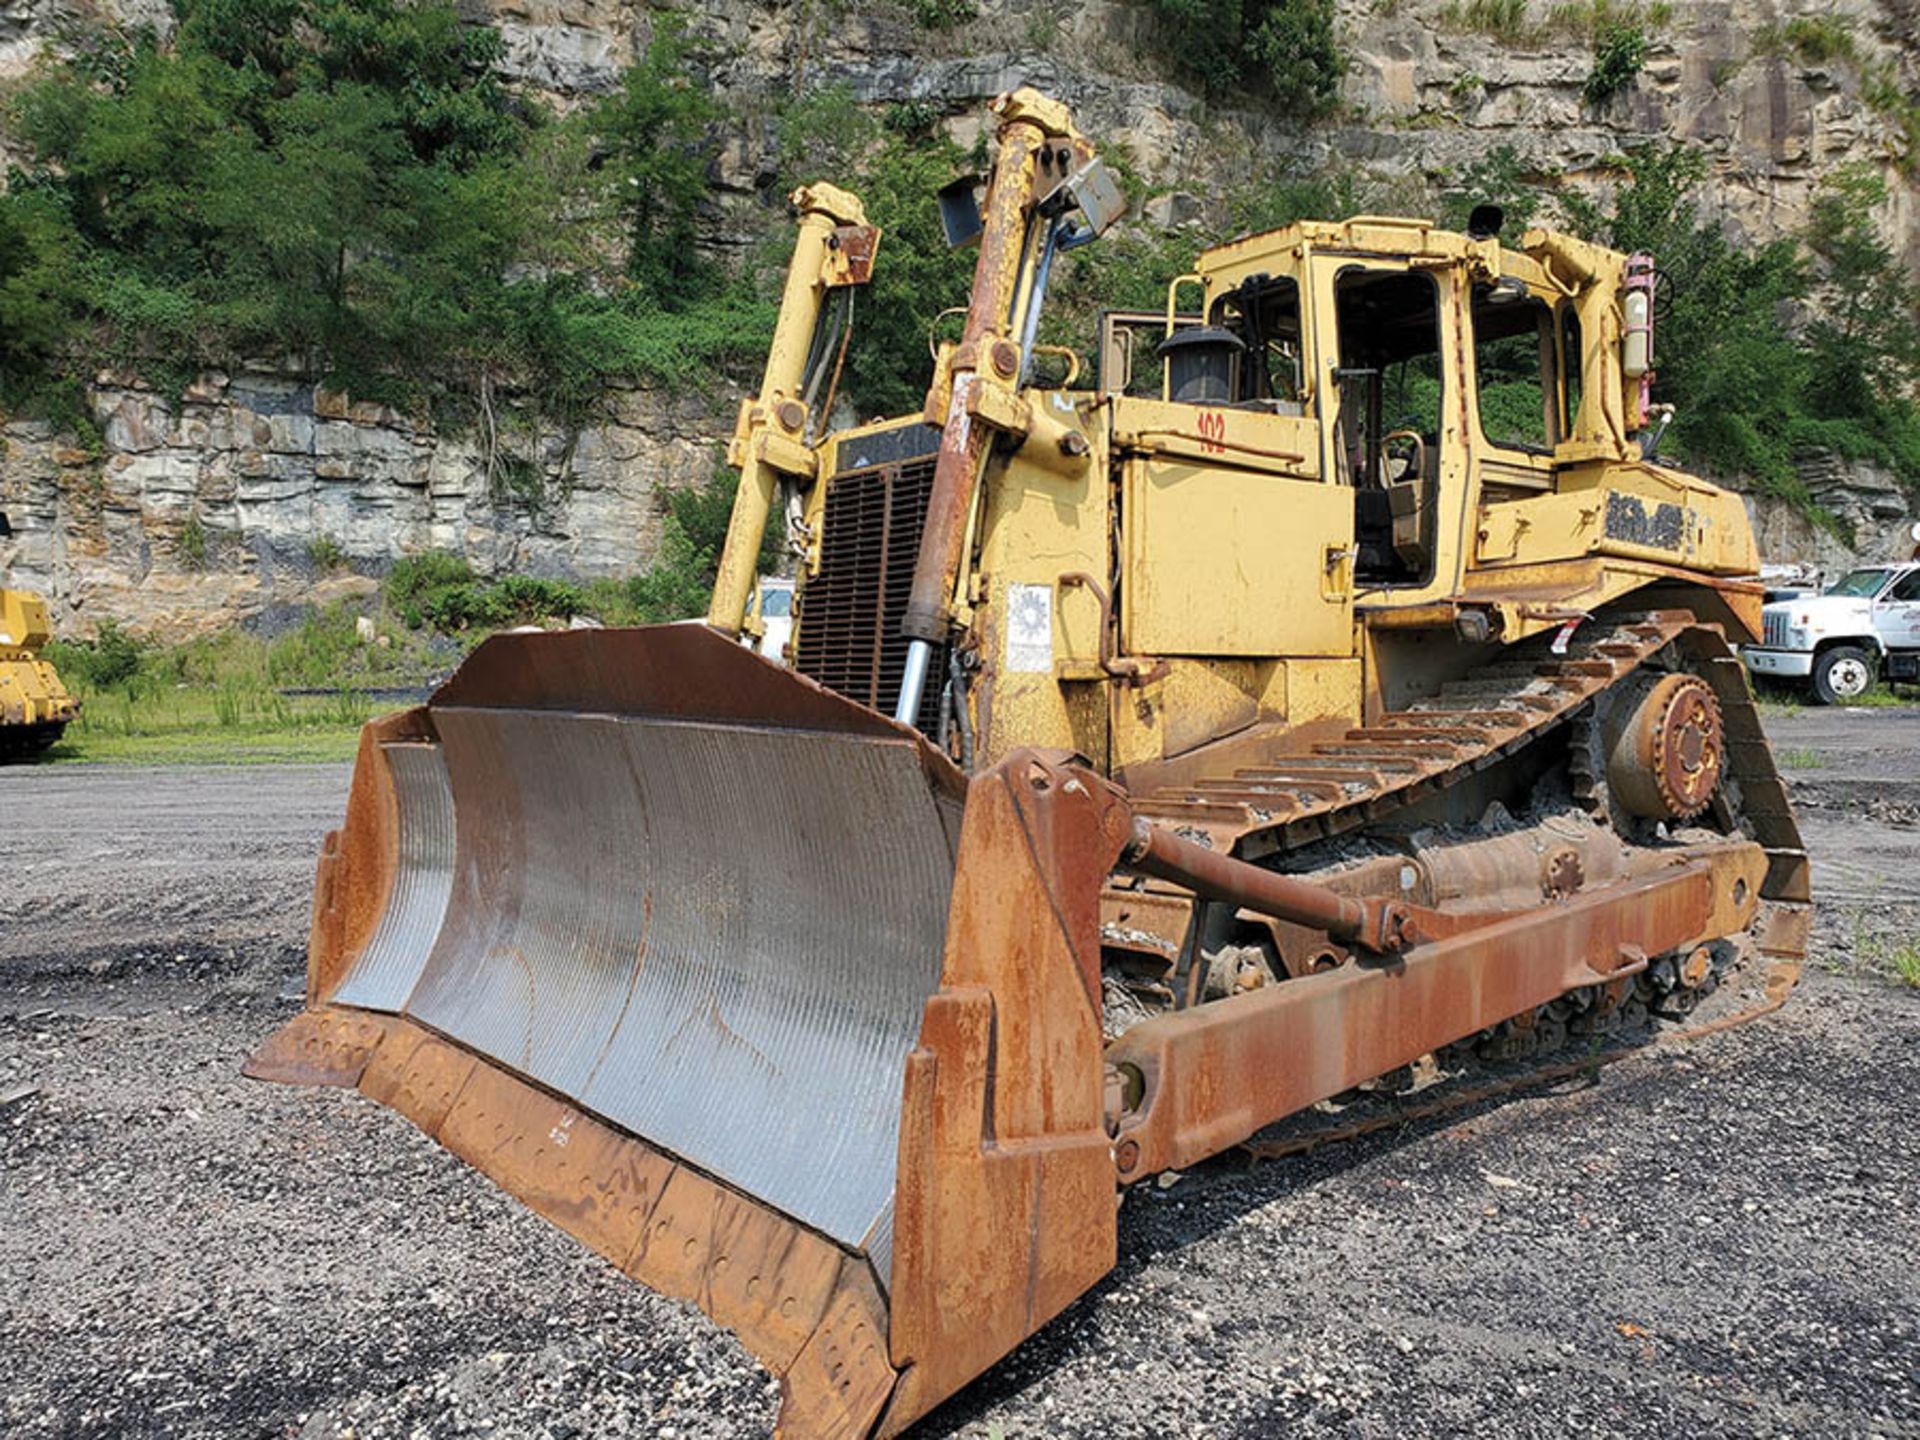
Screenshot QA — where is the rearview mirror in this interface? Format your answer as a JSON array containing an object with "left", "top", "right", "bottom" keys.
[{"left": 937, "top": 175, "right": 984, "bottom": 249}]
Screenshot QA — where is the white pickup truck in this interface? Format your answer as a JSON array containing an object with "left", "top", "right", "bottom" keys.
[{"left": 1744, "top": 561, "right": 1920, "bottom": 702}]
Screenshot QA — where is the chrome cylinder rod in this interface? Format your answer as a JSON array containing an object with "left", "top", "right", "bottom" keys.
[{"left": 894, "top": 638, "right": 933, "bottom": 726}]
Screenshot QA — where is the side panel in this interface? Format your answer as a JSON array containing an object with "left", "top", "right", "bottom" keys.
[
  {"left": 1122, "top": 455, "right": 1355, "bottom": 657},
  {"left": 970, "top": 410, "right": 1112, "bottom": 767},
  {"left": 1474, "top": 473, "right": 1759, "bottom": 577}
]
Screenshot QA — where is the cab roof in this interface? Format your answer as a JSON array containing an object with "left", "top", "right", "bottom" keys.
[{"left": 1194, "top": 215, "right": 1625, "bottom": 302}]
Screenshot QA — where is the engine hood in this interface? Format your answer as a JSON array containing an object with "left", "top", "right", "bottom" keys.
[{"left": 1761, "top": 594, "right": 1875, "bottom": 626}]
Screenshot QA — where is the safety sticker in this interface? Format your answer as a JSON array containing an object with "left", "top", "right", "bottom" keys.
[{"left": 1005, "top": 583, "right": 1054, "bottom": 673}]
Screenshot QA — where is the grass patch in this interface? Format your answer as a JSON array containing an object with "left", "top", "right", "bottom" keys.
[
  {"left": 1757, "top": 15, "right": 1856, "bottom": 65},
  {"left": 44, "top": 685, "right": 371, "bottom": 765},
  {"left": 1775, "top": 745, "right": 1826, "bottom": 769},
  {"left": 1754, "top": 678, "right": 1915, "bottom": 714},
  {"left": 1850, "top": 911, "right": 1920, "bottom": 990}
]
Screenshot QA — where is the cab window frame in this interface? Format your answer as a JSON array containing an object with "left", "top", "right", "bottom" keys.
[{"left": 1469, "top": 282, "right": 1561, "bottom": 457}]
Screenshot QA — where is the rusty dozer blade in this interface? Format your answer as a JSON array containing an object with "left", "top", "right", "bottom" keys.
[{"left": 248, "top": 625, "right": 1132, "bottom": 1438}]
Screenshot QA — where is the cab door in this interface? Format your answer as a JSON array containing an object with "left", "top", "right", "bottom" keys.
[
  {"left": 1117, "top": 416, "right": 1351, "bottom": 657},
  {"left": 1873, "top": 567, "right": 1920, "bottom": 650},
  {"left": 1114, "top": 269, "right": 1353, "bottom": 660},
  {"left": 1307, "top": 254, "right": 1467, "bottom": 601}
]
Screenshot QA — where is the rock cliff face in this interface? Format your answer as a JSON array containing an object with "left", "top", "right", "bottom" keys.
[
  {"left": 1, "top": 0, "right": 1917, "bottom": 632},
  {"left": 0, "top": 371, "right": 724, "bottom": 636}
]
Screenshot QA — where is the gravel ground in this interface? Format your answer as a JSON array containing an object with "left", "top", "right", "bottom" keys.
[{"left": 3, "top": 711, "right": 1918, "bottom": 1439}]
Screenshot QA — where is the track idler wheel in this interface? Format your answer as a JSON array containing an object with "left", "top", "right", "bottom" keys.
[{"left": 1604, "top": 671, "right": 1725, "bottom": 822}]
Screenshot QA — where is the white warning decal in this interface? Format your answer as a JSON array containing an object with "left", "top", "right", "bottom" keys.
[{"left": 1005, "top": 583, "right": 1054, "bottom": 673}]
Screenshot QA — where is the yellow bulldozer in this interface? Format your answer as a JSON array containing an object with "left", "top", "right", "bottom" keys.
[
  {"left": 0, "top": 513, "right": 79, "bottom": 760},
  {"left": 250, "top": 90, "right": 1808, "bottom": 1436}
]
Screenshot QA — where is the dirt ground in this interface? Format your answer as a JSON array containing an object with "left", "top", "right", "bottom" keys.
[{"left": 3, "top": 711, "right": 1918, "bottom": 1440}]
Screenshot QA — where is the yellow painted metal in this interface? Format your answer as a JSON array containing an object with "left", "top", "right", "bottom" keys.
[
  {"left": 708, "top": 184, "right": 875, "bottom": 635},
  {"left": 1523, "top": 228, "right": 1639, "bottom": 442},
  {"left": 1119, "top": 451, "right": 1352, "bottom": 659},
  {"left": 1475, "top": 469, "right": 1757, "bottom": 576},
  {"left": 1283, "top": 657, "right": 1364, "bottom": 730},
  {"left": 967, "top": 401, "right": 1109, "bottom": 765},
  {"left": 1, "top": 588, "right": 52, "bottom": 650},
  {"left": 752, "top": 94, "right": 1768, "bottom": 786},
  {"left": 0, "top": 588, "right": 79, "bottom": 739},
  {"left": 1110, "top": 396, "right": 1319, "bottom": 477}
]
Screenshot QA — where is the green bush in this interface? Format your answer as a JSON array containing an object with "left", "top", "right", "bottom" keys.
[
  {"left": 1771, "top": 16, "right": 1855, "bottom": 65},
  {"left": 386, "top": 550, "right": 476, "bottom": 604},
  {"left": 1143, "top": 0, "right": 1344, "bottom": 116},
  {"left": 1555, "top": 147, "right": 1920, "bottom": 506},
  {"left": 45, "top": 618, "right": 146, "bottom": 689},
  {"left": 1441, "top": 0, "right": 1528, "bottom": 34},
  {"left": 265, "top": 603, "right": 371, "bottom": 683},
  {"left": 178, "top": 512, "right": 208, "bottom": 569},
  {"left": 908, "top": 0, "right": 976, "bottom": 29},
  {"left": 307, "top": 533, "right": 347, "bottom": 571},
  {"left": 1585, "top": 20, "right": 1648, "bottom": 104},
  {"left": 384, "top": 550, "right": 606, "bottom": 632}
]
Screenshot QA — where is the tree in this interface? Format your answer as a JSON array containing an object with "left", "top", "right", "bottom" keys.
[
  {"left": 1801, "top": 164, "right": 1920, "bottom": 458},
  {"left": 589, "top": 20, "right": 720, "bottom": 301},
  {"left": 0, "top": 0, "right": 768, "bottom": 439}
]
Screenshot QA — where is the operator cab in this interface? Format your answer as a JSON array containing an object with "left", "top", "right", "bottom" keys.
[{"left": 1101, "top": 215, "right": 1613, "bottom": 610}]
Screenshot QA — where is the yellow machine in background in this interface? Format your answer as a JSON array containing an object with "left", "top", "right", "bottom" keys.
[
  {"left": 256, "top": 90, "right": 1805, "bottom": 1439},
  {"left": 0, "top": 584, "right": 78, "bottom": 759}
]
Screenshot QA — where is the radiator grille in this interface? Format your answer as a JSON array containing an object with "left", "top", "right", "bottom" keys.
[
  {"left": 795, "top": 456, "right": 949, "bottom": 732},
  {"left": 1763, "top": 611, "right": 1789, "bottom": 648}
]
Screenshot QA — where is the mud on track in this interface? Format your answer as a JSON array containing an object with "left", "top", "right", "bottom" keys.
[{"left": 3, "top": 713, "right": 1918, "bottom": 1439}]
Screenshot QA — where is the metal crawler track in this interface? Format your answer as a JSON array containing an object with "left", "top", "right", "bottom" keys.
[
  {"left": 1126, "top": 612, "right": 1712, "bottom": 853},
  {"left": 0, "top": 719, "right": 66, "bottom": 760},
  {"left": 1121, "top": 608, "right": 1809, "bottom": 907},
  {"left": 1108, "top": 608, "right": 1811, "bottom": 1153}
]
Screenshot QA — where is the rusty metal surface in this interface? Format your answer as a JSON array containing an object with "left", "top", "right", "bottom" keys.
[
  {"left": 1122, "top": 814, "right": 1409, "bottom": 953},
  {"left": 308, "top": 709, "right": 437, "bottom": 1004},
  {"left": 395, "top": 707, "right": 955, "bottom": 1264},
  {"left": 1105, "top": 843, "right": 1767, "bottom": 1181},
  {"left": 880, "top": 751, "right": 1129, "bottom": 1435},
  {"left": 256, "top": 1010, "right": 905, "bottom": 1438},
  {"left": 901, "top": 115, "right": 1047, "bottom": 645},
  {"left": 329, "top": 742, "right": 454, "bottom": 1012},
  {"left": 241, "top": 1008, "right": 395, "bottom": 1087},
  {"left": 259, "top": 740, "right": 1141, "bottom": 1440},
  {"left": 1605, "top": 670, "right": 1725, "bottom": 820},
  {"left": 433, "top": 624, "right": 930, "bottom": 747},
  {"left": 1678, "top": 626, "right": 1811, "bottom": 911},
  {"left": 1239, "top": 956, "right": 1801, "bottom": 1163}
]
